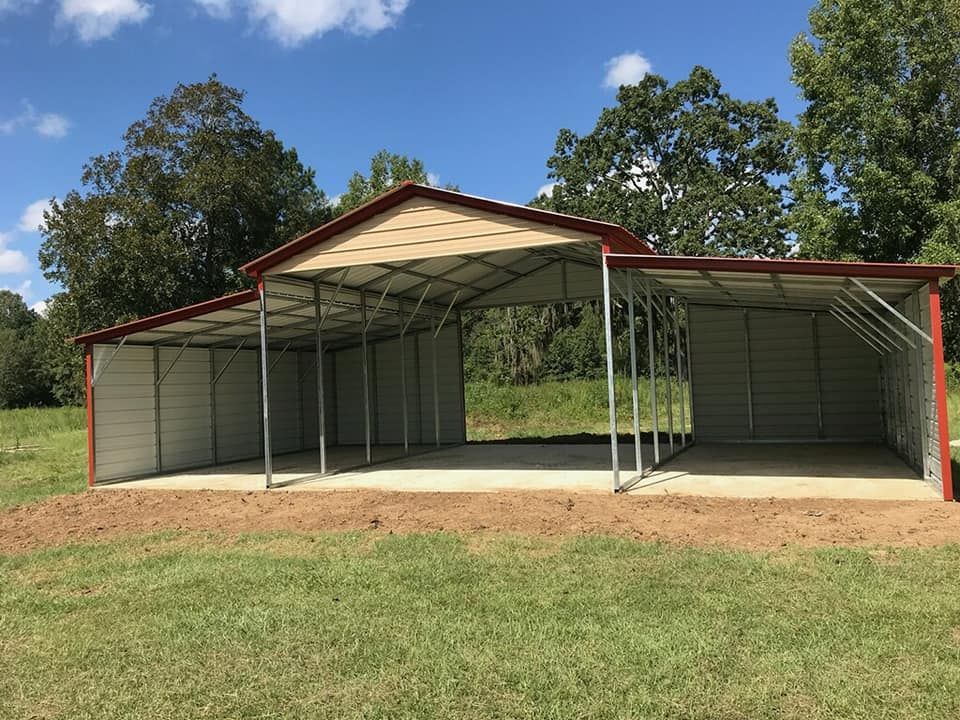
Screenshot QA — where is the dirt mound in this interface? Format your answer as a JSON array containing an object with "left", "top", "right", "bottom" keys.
[{"left": 3, "top": 489, "right": 960, "bottom": 554}]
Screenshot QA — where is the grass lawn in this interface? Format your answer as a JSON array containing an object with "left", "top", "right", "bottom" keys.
[
  {"left": 1, "top": 532, "right": 959, "bottom": 719},
  {"left": 0, "top": 406, "right": 85, "bottom": 510}
]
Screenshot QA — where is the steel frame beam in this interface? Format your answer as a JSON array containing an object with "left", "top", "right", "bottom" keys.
[{"left": 601, "top": 255, "right": 620, "bottom": 490}]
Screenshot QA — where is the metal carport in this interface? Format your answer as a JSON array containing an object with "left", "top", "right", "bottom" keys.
[
  {"left": 75, "top": 183, "right": 651, "bottom": 489},
  {"left": 73, "top": 183, "right": 957, "bottom": 500},
  {"left": 601, "top": 253, "right": 957, "bottom": 500}
]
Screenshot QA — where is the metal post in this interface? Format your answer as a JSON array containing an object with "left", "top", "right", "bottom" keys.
[
  {"left": 360, "top": 290, "right": 372, "bottom": 465},
  {"left": 673, "top": 297, "right": 686, "bottom": 447},
  {"left": 431, "top": 315, "right": 441, "bottom": 448},
  {"left": 399, "top": 300, "right": 409, "bottom": 455},
  {"left": 811, "top": 313, "right": 824, "bottom": 439},
  {"left": 684, "top": 302, "right": 696, "bottom": 443},
  {"left": 743, "top": 309, "right": 755, "bottom": 439},
  {"left": 627, "top": 271, "right": 643, "bottom": 474},
  {"left": 911, "top": 292, "right": 929, "bottom": 479},
  {"left": 209, "top": 349, "right": 217, "bottom": 465},
  {"left": 313, "top": 281, "right": 327, "bottom": 475},
  {"left": 601, "top": 258, "right": 620, "bottom": 489},
  {"left": 662, "top": 294, "right": 675, "bottom": 456},
  {"left": 645, "top": 280, "right": 660, "bottom": 465},
  {"left": 258, "top": 281, "right": 273, "bottom": 488},
  {"left": 153, "top": 346, "right": 162, "bottom": 473}
]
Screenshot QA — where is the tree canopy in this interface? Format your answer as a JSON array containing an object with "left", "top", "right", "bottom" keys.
[
  {"left": 542, "top": 66, "right": 794, "bottom": 258},
  {"left": 789, "top": 0, "right": 960, "bottom": 263},
  {"left": 39, "top": 75, "right": 330, "bottom": 334},
  {"left": 336, "top": 150, "right": 454, "bottom": 213}
]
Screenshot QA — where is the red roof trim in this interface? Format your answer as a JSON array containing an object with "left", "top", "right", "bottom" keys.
[
  {"left": 241, "top": 183, "right": 653, "bottom": 276},
  {"left": 71, "top": 289, "right": 260, "bottom": 346},
  {"left": 604, "top": 254, "right": 957, "bottom": 281}
]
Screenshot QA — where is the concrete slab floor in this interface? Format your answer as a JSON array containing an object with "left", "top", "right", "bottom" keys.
[{"left": 98, "top": 442, "right": 940, "bottom": 500}]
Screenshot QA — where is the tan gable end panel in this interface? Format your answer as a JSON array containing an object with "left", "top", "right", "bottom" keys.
[{"left": 267, "top": 197, "right": 595, "bottom": 273}]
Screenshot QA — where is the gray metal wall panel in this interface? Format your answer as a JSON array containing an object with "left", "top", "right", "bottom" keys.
[
  {"left": 335, "top": 346, "right": 364, "bottom": 444},
  {"left": 690, "top": 305, "right": 881, "bottom": 443},
  {"left": 300, "top": 351, "right": 318, "bottom": 451},
  {"left": 476, "top": 261, "right": 600, "bottom": 307},
  {"left": 267, "top": 350, "right": 301, "bottom": 455},
  {"left": 92, "top": 345, "right": 156, "bottom": 481},
  {"left": 374, "top": 338, "right": 404, "bottom": 444},
  {"left": 157, "top": 347, "right": 212, "bottom": 472},
  {"left": 213, "top": 349, "right": 260, "bottom": 463},
  {"left": 748, "top": 311, "right": 819, "bottom": 440},
  {"left": 816, "top": 315, "right": 881, "bottom": 440},
  {"left": 416, "top": 325, "right": 466, "bottom": 444},
  {"left": 689, "top": 307, "right": 750, "bottom": 440}
]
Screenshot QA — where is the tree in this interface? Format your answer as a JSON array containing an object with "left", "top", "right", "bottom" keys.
[
  {"left": 789, "top": 0, "right": 960, "bottom": 263},
  {"left": 0, "top": 291, "right": 52, "bottom": 409},
  {"left": 39, "top": 76, "right": 331, "bottom": 336},
  {"left": 541, "top": 66, "right": 794, "bottom": 257},
  {"left": 336, "top": 150, "right": 455, "bottom": 214}
]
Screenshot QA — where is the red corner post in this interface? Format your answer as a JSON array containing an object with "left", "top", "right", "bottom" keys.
[
  {"left": 929, "top": 281, "right": 954, "bottom": 501},
  {"left": 84, "top": 344, "right": 96, "bottom": 487}
]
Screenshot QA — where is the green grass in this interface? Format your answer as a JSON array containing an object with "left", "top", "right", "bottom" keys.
[
  {"left": 1, "top": 532, "right": 959, "bottom": 719},
  {"left": 465, "top": 377, "right": 690, "bottom": 441},
  {"left": 0, "top": 406, "right": 85, "bottom": 510}
]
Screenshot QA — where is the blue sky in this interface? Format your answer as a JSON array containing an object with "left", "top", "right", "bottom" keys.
[{"left": 0, "top": 0, "right": 813, "bottom": 311}]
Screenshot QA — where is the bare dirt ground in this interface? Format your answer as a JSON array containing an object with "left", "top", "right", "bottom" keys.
[{"left": 2, "top": 489, "right": 960, "bottom": 554}]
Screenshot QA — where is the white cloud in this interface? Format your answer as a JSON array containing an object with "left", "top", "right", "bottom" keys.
[
  {"left": 18, "top": 198, "right": 52, "bottom": 233},
  {"left": 536, "top": 182, "right": 557, "bottom": 199},
  {"left": 34, "top": 113, "right": 70, "bottom": 138},
  {"left": 603, "top": 52, "right": 652, "bottom": 89},
  {"left": 0, "top": 233, "right": 29, "bottom": 275},
  {"left": 200, "top": 0, "right": 409, "bottom": 46},
  {"left": 57, "top": 0, "right": 152, "bottom": 42},
  {"left": 194, "top": 0, "right": 231, "bottom": 18},
  {"left": 426, "top": 171, "right": 439, "bottom": 187},
  {"left": 30, "top": 299, "right": 48, "bottom": 316},
  {"left": 0, "top": 101, "right": 71, "bottom": 139},
  {"left": 1, "top": 279, "right": 33, "bottom": 300}
]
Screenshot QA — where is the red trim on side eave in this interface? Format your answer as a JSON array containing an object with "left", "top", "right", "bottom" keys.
[
  {"left": 929, "top": 281, "right": 954, "bottom": 501},
  {"left": 240, "top": 183, "right": 652, "bottom": 276},
  {"left": 70, "top": 289, "right": 260, "bottom": 346},
  {"left": 604, "top": 254, "right": 957, "bottom": 281},
  {"left": 85, "top": 345, "right": 95, "bottom": 488}
]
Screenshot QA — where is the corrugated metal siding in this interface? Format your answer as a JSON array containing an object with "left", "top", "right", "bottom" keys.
[
  {"left": 748, "top": 311, "right": 819, "bottom": 440},
  {"left": 689, "top": 307, "right": 750, "bottom": 440},
  {"left": 270, "top": 196, "right": 593, "bottom": 273},
  {"left": 157, "top": 347, "right": 212, "bottom": 472},
  {"left": 817, "top": 315, "right": 882, "bottom": 440},
  {"left": 267, "top": 349, "right": 301, "bottom": 455},
  {"left": 417, "top": 325, "right": 465, "bottom": 444},
  {"left": 471, "top": 260, "right": 600, "bottom": 307},
  {"left": 335, "top": 346, "right": 364, "bottom": 445},
  {"left": 918, "top": 285, "right": 941, "bottom": 488},
  {"left": 92, "top": 345, "right": 156, "bottom": 481},
  {"left": 690, "top": 306, "right": 881, "bottom": 442},
  {"left": 213, "top": 348, "right": 260, "bottom": 463}
]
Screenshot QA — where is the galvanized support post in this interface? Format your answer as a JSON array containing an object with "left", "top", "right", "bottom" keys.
[
  {"left": 360, "top": 290, "right": 372, "bottom": 465},
  {"left": 743, "top": 309, "right": 755, "bottom": 440},
  {"left": 626, "top": 271, "right": 642, "bottom": 474},
  {"left": 601, "top": 257, "right": 620, "bottom": 490},
  {"left": 662, "top": 294, "right": 675, "bottom": 456},
  {"left": 812, "top": 313, "right": 824, "bottom": 439},
  {"left": 912, "top": 292, "right": 929, "bottom": 479},
  {"left": 153, "top": 346, "right": 162, "bottom": 473},
  {"left": 313, "top": 281, "right": 327, "bottom": 475},
  {"left": 673, "top": 297, "right": 686, "bottom": 448},
  {"left": 209, "top": 349, "right": 217, "bottom": 466},
  {"left": 684, "top": 302, "right": 696, "bottom": 443},
  {"left": 258, "top": 281, "right": 273, "bottom": 488},
  {"left": 645, "top": 280, "right": 660, "bottom": 465},
  {"left": 431, "top": 315, "right": 441, "bottom": 448},
  {"left": 398, "top": 300, "right": 409, "bottom": 455}
]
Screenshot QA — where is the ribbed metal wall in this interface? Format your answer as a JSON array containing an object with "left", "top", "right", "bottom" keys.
[{"left": 689, "top": 305, "right": 881, "bottom": 442}]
